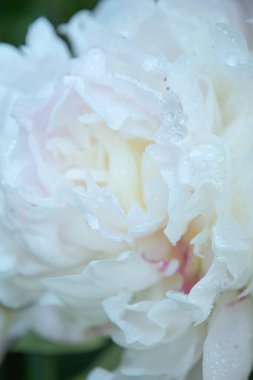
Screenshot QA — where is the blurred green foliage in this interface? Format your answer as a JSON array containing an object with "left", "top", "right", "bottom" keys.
[
  {"left": 0, "top": 0, "right": 99, "bottom": 45},
  {"left": 0, "top": 339, "right": 122, "bottom": 380},
  {"left": 13, "top": 331, "right": 106, "bottom": 355}
]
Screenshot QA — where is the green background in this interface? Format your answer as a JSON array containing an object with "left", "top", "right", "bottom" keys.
[{"left": 0, "top": 0, "right": 99, "bottom": 45}]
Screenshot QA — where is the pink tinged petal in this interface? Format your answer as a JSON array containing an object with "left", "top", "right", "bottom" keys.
[
  {"left": 203, "top": 297, "right": 253, "bottom": 380},
  {"left": 168, "top": 260, "right": 230, "bottom": 324},
  {"left": 141, "top": 253, "right": 179, "bottom": 276}
]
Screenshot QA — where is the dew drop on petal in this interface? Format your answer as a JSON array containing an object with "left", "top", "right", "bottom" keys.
[
  {"left": 177, "top": 114, "right": 187, "bottom": 125},
  {"left": 170, "top": 123, "right": 188, "bottom": 145},
  {"left": 230, "top": 35, "right": 236, "bottom": 43},
  {"left": 86, "top": 212, "right": 100, "bottom": 230},
  {"left": 170, "top": 130, "right": 187, "bottom": 145},
  {"left": 83, "top": 47, "right": 106, "bottom": 77},
  {"left": 216, "top": 23, "right": 229, "bottom": 35},
  {"left": 166, "top": 111, "right": 175, "bottom": 123},
  {"left": 226, "top": 52, "right": 239, "bottom": 67},
  {"left": 142, "top": 57, "right": 159, "bottom": 71},
  {"left": 170, "top": 133, "right": 182, "bottom": 145}
]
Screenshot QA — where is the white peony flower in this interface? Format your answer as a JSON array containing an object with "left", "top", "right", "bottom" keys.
[{"left": 1, "top": 0, "right": 253, "bottom": 379}]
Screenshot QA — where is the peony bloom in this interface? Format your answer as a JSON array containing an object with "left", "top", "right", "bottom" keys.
[{"left": 1, "top": 0, "right": 253, "bottom": 378}]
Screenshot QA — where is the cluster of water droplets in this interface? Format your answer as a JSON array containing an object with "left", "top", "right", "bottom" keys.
[
  {"left": 180, "top": 143, "right": 226, "bottom": 188},
  {"left": 81, "top": 47, "right": 107, "bottom": 77},
  {"left": 142, "top": 56, "right": 160, "bottom": 72},
  {"left": 85, "top": 211, "right": 100, "bottom": 230},
  {"left": 215, "top": 23, "right": 248, "bottom": 68},
  {"left": 156, "top": 97, "right": 188, "bottom": 146}
]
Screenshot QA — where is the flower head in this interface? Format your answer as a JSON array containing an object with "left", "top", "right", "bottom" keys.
[{"left": 1, "top": 0, "right": 253, "bottom": 379}]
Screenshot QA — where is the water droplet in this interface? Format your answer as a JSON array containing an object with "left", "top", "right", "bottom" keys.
[
  {"left": 170, "top": 124, "right": 188, "bottom": 145},
  {"left": 230, "top": 35, "right": 236, "bottom": 43},
  {"left": 166, "top": 111, "right": 175, "bottom": 122},
  {"left": 83, "top": 47, "right": 106, "bottom": 77},
  {"left": 226, "top": 52, "right": 239, "bottom": 67},
  {"left": 86, "top": 212, "right": 100, "bottom": 230},
  {"left": 170, "top": 133, "right": 183, "bottom": 145},
  {"left": 177, "top": 113, "right": 187, "bottom": 125},
  {"left": 87, "top": 47, "right": 105, "bottom": 62},
  {"left": 216, "top": 23, "right": 229, "bottom": 35},
  {"left": 143, "top": 57, "right": 159, "bottom": 71}
]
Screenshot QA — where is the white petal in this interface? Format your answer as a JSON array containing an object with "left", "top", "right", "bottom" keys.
[
  {"left": 0, "top": 18, "right": 69, "bottom": 93},
  {"left": 43, "top": 251, "right": 160, "bottom": 304},
  {"left": 120, "top": 325, "right": 206, "bottom": 378},
  {"left": 203, "top": 296, "right": 253, "bottom": 380},
  {"left": 87, "top": 368, "right": 114, "bottom": 380},
  {"left": 25, "top": 18, "right": 69, "bottom": 61}
]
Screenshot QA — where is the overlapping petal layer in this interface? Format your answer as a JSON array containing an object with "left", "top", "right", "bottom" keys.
[{"left": 1, "top": 1, "right": 253, "bottom": 379}]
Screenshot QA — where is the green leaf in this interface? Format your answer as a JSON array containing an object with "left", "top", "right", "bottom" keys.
[
  {"left": 71, "top": 342, "right": 123, "bottom": 380},
  {"left": 25, "top": 354, "right": 57, "bottom": 380},
  {"left": 12, "top": 331, "right": 106, "bottom": 355}
]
